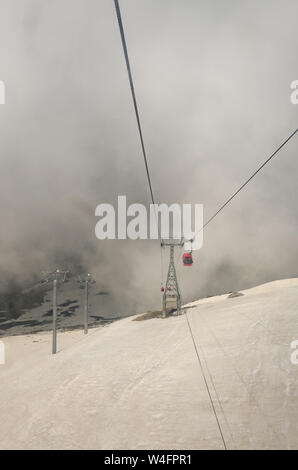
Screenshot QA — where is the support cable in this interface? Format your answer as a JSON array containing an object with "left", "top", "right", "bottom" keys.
[
  {"left": 188, "top": 129, "right": 298, "bottom": 242},
  {"left": 114, "top": 0, "right": 156, "bottom": 207},
  {"left": 186, "top": 312, "right": 228, "bottom": 449}
]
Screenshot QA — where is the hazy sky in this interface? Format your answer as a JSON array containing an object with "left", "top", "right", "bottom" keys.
[{"left": 0, "top": 0, "right": 297, "bottom": 314}]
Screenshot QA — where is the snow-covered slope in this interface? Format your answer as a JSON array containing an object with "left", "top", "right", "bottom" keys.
[{"left": 0, "top": 279, "right": 297, "bottom": 449}]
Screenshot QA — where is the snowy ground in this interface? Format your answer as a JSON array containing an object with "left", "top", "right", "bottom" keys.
[{"left": 0, "top": 278, "right": 297, "bottom": 449}]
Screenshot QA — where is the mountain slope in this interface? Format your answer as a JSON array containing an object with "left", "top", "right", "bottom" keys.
[{"left": 0, "top": 278, "right": 297, "bottom": 449}]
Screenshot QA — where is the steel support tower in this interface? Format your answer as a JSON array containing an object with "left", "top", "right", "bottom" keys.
[
  {"left": 77, "top": 273, "right": 96, "bottom": 335},
  {"left": 161, "top": 238, "right": 184, "bottom": 318},
  {"left": 40, "top": 268, "right": 69, "bottom": 354}
]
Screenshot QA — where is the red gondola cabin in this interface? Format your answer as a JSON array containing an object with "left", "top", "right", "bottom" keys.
[{"left": 183, "top": 253, "right": 193, "bottom": 266}]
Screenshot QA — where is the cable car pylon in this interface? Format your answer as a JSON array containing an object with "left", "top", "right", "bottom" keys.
[{"left": 161, "top": 238, "right": 184, "bottom": 318}]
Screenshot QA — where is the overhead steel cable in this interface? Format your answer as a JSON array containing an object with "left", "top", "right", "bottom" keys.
[
  {"left": 186, "top": 312, "right": 228, "bottom": 449},
  {"left": 114, "top": 0, "right": 165, "bottom": 288},
  {"left": 188, "top": 128, "right": 298, "bottom": 242},
  {"left": 114, "top": 0, "right": 156, "bottom": 207}
]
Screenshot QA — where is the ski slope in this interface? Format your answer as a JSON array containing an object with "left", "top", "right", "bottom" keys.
[{"left": 0, "top": 279, "right": 297, "bottom": 449}]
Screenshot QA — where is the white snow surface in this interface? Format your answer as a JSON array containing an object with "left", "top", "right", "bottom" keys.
[{"left": 0, "top": 278, "right": 297, "bottom": 449}]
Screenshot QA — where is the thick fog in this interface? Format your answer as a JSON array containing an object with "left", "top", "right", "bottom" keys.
[{"left": 0, "top": 0, "right": 297, "bottom": 315}]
